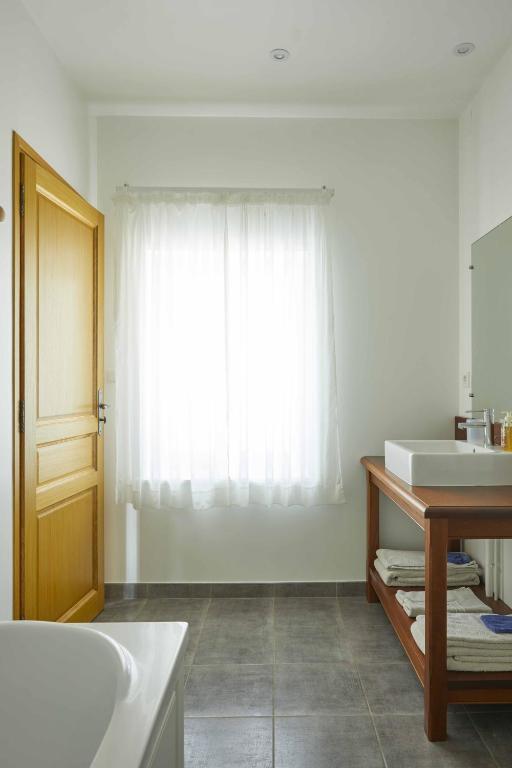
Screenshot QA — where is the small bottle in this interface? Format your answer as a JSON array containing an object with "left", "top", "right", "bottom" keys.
[{"left": 501, "top": 411, "right": 512, "bottom": 451}]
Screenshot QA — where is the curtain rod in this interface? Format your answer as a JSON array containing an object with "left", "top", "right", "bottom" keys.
[{"left": 116, "top": 183, "right": 334, "bottom": 197}]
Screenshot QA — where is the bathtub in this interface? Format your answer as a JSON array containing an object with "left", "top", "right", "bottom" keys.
[{"left": 0, "top": 619, "right": 188, "bottom": 768}]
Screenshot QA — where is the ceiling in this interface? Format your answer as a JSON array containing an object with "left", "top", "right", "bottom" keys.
[{"left": 21, "top": 0, "right": 512, "bottom": 116}]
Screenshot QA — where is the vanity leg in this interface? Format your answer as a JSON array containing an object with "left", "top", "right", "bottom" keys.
[
  {"left": 424, "top": 518, "right": 448, "bottom": 741},
  {"left": 366, "top": 471, "right": 379, "bottom": 603}
]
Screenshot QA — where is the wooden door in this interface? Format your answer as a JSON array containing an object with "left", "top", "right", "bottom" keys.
[{"left": 19, "top": 149, "right": 104, "bottom": 622}]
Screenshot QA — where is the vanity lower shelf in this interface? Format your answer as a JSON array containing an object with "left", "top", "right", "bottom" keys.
[
  {"left": 362, "top": 454, "right": 512, "bottom": 741},
  {"left": 369, "top": 566, "right": 512, "bottom": 694}
]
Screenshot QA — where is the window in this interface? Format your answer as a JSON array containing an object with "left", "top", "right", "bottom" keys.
[{"left": 113, "top": 188, "right": 342, "bottom": 510}]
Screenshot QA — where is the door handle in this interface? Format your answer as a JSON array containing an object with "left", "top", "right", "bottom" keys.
[{"left": 98, "top": 389, "right": 110, "bottom": 435}]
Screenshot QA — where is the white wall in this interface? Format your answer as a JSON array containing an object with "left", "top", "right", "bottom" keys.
[
  {"left": 0, "top": 0, "right": 90, "bottom": 619},
  {"left": 459, "top": 40, "right": 512, "bottom": 603},
  {"left": 97, "top": 115, "right": 459, "bottom": 584}
]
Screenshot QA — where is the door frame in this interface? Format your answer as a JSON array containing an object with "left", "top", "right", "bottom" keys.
[{"left": 12, "top": 132, "right": 98, "bottom": 619}]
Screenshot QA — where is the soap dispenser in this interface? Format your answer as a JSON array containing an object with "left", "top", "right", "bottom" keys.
[{"left": 501, "top": 411, "right": 512, "bottom": 451}]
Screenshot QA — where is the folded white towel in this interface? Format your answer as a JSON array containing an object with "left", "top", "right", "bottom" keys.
[
  {"left": 411, "top": 613, "right": 512, "bottom": 671},
  {"left": 376, "top": 548, "right": 425, "bottom": 570},
  {"left": 445, "top": 658, "right": 512, "bottom": 672},
  {"left": 447, "top": 646, "right": 512, "bottom": 658},
  {"left": 374, "top": 558, "right": 480, "bottom": 588},
  {"left": 381, "top": 567, "right": 430, "bottom": 579},
  {"left": 416, "top": 613, "right": 512, "bottom": 650},
  {"left": 377, "top": 548, "right": 478, "bottom": 572},
  {"left": 396, "top": 587, "right": 491, "bottom": 618}
]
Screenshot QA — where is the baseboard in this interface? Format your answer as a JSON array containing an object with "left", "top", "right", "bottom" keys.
[{"left": 105, "top": 581, "right": 366, "bottom": 600}]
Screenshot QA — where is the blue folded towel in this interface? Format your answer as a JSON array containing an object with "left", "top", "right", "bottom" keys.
[
  {"left": 447, "top": 552, "right": 472, "bottom": 566},
  {"left": 480, "top": 615, "right": 512, "bottom": 634}
]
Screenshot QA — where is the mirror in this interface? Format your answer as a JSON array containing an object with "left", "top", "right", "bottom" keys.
[{"left": 471, "top": 215, "right": 512, "bottom": 418}]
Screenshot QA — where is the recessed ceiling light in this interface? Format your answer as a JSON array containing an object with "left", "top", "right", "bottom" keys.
[
  {"left": 270, "top": 48, "right": 290, "bottom": 62},
  {"left": 453, "top": 42, "right": 476, "bottom": 57}
]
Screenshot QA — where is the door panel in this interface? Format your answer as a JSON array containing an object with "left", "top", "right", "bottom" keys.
[
  {"left": 38, "top": 194, "right": 95, "bottom": 418},
  {"left": 21, "top": 154, "right": 104, "bottom": 622},
  {"left": 37, "top": 490, "right": 96, "bottom": 621},
  {"left": 37, "top": 435, "right": 95, "bottom": 485}
]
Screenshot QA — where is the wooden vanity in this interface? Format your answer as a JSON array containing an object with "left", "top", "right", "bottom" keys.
[{"left": 362, "top": 456, "right": 512, "bottom": 741}]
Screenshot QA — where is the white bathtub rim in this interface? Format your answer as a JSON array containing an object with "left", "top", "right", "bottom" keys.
[
  {"left": 10, "top": 620, "right": 136, "bottom": 700},
  {"left": 89, "top": 621, "right": 188, "bottom": 768}
]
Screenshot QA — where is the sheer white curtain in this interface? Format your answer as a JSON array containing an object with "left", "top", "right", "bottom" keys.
[{"left": 113, "top": 188, "right": 343, "bottom": 510}]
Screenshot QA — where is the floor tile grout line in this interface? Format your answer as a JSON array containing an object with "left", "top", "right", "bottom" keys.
[
  {"left": 184, "top": 715, "right": 274, "bottom": 720},
  {"left": 186, "top": 659, "right": 393, "bottom": 671},
  {"left": 188, "top": 596, "right": 211, "bottom": 668},
  {"left": 272, "top": 595, "right": 276, "bottom": 768},
  {"left": 336, "top": 595, "right": 389, "bottom": 768},
  {"left": 355, "top": 666, "right": 389, "bottom": 767},
  {"left": 465, "top": 711, "right": 502, "bottom": 768},
  {"left": 133, "top": 597, "right": 148, "bottom": 620},
  {"left": 105, "top": 594, "right": 364, "bottom": 611},
  {"left": 190, "top": 661, "right": 274, "bottom": 667},
  {"left": 335, "top": 594, "right": 346, "bottom": 631},
  {"left": 185, "top": 712, "right": 383, "bottom": 720}
]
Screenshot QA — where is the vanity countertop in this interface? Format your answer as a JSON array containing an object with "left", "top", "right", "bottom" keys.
[{"left": 362, "top": 456, "right": 512, "bottom": 519}]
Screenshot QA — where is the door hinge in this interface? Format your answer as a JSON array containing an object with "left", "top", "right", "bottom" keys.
[
  {"left": 18, "top": 400, "right": 25, "bottom": 433},
  {"left": 20, "top": 184, "right": 25, "bottom": 217}
]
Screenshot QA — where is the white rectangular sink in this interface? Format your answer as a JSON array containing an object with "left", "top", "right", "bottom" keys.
[{"left": 384, "top": 440, "right": 512, "bottom": 486}]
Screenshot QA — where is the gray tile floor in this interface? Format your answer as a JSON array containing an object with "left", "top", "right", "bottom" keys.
[{"left": 95, "top": 595, "right": 512, "bottom": 768}]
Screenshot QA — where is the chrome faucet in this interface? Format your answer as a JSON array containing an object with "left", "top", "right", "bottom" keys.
[{"left": 459, "top": 408, "right": 494, "bottom": 448}]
